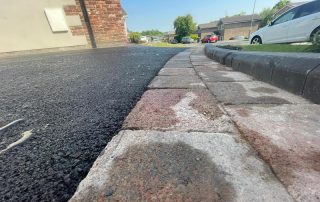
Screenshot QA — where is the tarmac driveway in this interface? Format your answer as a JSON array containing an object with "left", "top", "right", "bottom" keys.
[{"left": 0, "top": 46, "right": 184, "bottom": 202}]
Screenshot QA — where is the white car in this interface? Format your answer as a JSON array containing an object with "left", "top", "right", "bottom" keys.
[
  {"left": 140, "top": 36, "right": 148, "bottom": 43},
  {"left": 250, "top": 0, "right": 320, "bottom": 44}
]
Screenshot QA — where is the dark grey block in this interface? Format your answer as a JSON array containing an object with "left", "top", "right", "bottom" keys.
[
  {"left": 303, "top": 65, "right": 320, "bottom": 104},
  {"left": 271, "top": 56, "right": 320, "bottom": 95}
]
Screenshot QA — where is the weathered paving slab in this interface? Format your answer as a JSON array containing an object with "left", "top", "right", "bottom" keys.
[
  {"left": 123, "top": 89, "right": 236, "bottom": 133},
  {"left": 194, "top": 64, "right": 233, "bottom": 72},
  {"left": 207, "top": 81, "right": 310, "bottom": 105},
  {"left": 149, "top": 76, "right": 206, "bottom": 89},
  {"left": 225, "top": 104, "right": 320, "bottom": 202},
  {"left": 70, "top": 130, "right": 293, "bottom": 202},
  {"left": 191, "top": 61, "right": 219, "bottom": 66},
  {"left": 158, "top": 68, "right": 196, "bottom": 76},
  {"left": 169, "top": 57, "right": 190, "bottom": 62},
  {"left": 190, "top": 55, "right": 211, "bottom": 62},
  {"left": 163, "top": 63, "right": 193, "bottom": 68},
  {"left": 198, "top": 70, "right": 253, "bottom": 82}
]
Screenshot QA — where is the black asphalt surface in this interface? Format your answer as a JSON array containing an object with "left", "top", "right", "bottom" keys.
[{"left": 0, "top": 46, "right": 184, "bottom": 202}]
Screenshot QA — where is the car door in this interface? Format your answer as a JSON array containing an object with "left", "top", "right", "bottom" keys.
[
  {"left": 263, "top": 7, "right": 299, "bottom": 43},
  {"left": 287, "top": 1, "right": 320, "bottom": 42}
]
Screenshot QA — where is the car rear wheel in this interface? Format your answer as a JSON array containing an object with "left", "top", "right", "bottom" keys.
[
  {"left": 311, "top": 29, "right": 320, "bottom": 44},
  {"left": 251, "top": 36, "right": 262, "bottom": 44}
]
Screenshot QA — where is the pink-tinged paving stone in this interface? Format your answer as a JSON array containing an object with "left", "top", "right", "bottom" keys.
[
  {"left": 70, "top": 130, "right": 293, "bottom": 202},
  {"left": 123, "top": 89, "right": 236, "bottom": 133},
  {"left": 207, "top": 81, "right": 310, "bottom": 104},
  {"left": 192, "top": 61, "right": 220, "bottom": 66},
  {"left": 148, "top": 76, "right": 206, "bottom": 89},
  {"left": 164, "top": 63, "right": 193, "bottom": 69},
  {"left": 158, "top": 68, "right": 196, "bottom": 76},
  {"left": 194, "top": 65, "right": 233, "bottom": 73},
  {"left": 225, "top": 104, "right": 320, "bottom": 202},
  {"left": 197, "top": 69, "right": 252, "bottom": 82}
]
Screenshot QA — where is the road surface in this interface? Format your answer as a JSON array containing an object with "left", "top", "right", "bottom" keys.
[{"left": 0, "top": 46, "right": 184, "bottom": 201}]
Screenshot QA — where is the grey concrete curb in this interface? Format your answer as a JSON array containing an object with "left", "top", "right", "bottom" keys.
[{"left": 204, "top": 44, "right": 320, "bottom": 104}]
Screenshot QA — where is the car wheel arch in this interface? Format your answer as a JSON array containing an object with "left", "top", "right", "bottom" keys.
[
  {"left": 251, "top": 35, "right": 262, "bottom": 44},
  {"left": 310, "top": 26, "right": 320, "bottom": 41}
]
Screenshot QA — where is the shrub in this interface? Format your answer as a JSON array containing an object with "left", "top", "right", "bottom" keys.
[
  {"left": 129, "top": 32, "right": 141, "bottom": 43},
  {"left": 174, "top": 35, "right": 183, "bottom": 43},
  {"left": 190, "top": 34, "right": 199, "bottom": 41}
]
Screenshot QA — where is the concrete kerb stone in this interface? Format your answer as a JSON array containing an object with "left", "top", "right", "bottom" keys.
[
  {"left": 204, "top": 44, "right": 236, "bottom": 65},
  {"left": 271, "top": 55, "right": 320, "bottom": 95},
  {"left": 303, "top": 65, "right": 320, "bottom": 104},
  {"left": 231, "top": 52, "right": 274, "bottom": 82},
  {"left": 204, "top": 44, "right": 320, "bottom": 104}
]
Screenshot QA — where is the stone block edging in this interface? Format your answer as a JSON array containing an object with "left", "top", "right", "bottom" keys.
[{"left": 204, "top": 44, "right": 320, "bottom": 104}]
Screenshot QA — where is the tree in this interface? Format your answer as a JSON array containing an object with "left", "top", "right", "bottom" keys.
[
  {"left": 141, "top": 30, "right": 163, "bottom": 36},
  {"left": 129, "top": 32, "right": 141, "bottom": 43},
  {"left": 259, "top": 0, "right": 291, "bottom": 27},
  {"left": 231, "top": 11, "right": 246, "bottom": 17},
  {"left": 260, "top": 8, "right": 274, "bottom": 27},
  {"left": 174, "top": 14, "right": 196, "bottom": 41},
  {"left": 274, "top": 0, "right": 291, "bottom": 10}
]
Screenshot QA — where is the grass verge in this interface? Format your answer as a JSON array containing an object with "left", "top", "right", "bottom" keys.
[{"left": 239, "top": 44, "right": 319, "bottom": 53}]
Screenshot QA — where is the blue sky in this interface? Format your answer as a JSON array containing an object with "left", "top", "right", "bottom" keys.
[{"left": 121, "top": 0, "right": 303, "bottom": 32}]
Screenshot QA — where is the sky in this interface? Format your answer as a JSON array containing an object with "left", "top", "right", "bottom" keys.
[{"left": 121, "top": 0, "right": 304, "bottom": 32}]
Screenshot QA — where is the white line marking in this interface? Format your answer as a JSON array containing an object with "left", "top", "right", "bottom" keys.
[
  {"left": 0, "top": 130, "right": 33, "bottom": 154},
  {"left": 0, "top": 119, "right": 24, "bottom": 131}
]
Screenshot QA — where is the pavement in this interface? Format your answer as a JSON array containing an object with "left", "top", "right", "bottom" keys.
[
  {"left": 0, "top": 46, "right": 185, "bottom": 201},
  {"left": 70, "top": 46, "right": 320, "bottom": 201}
]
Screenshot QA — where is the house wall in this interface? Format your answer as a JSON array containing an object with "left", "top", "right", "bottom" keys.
[
  {"left": 0, "top": 0, "right": 88, "bottom": 53},
  {"left": 198, "top": 28, "right": 218, "bottom": 39},
  {"left": 223, "top": 21, "right": 260, "bottom": 40},
  {"left": 0, "top": 0, "right": 127, "bottom": 53}
]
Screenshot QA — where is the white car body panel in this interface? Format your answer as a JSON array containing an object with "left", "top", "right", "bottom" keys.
[{"left": 250, "top": 1, "right": 320, "bottom": 44}]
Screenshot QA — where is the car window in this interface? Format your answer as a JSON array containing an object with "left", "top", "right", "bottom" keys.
[
  {"left": 273, "top": 8, "right": 298, "bottom": 25},
  {"left": 295, "top": 1, "right": 320, "bottom": 19}
]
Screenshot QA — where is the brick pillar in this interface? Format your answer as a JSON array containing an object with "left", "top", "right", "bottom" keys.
[
  {"left": 64, "top": 0, "right": 128, "bottom": 47},
  {"left": 84, "top": 0, "right": 128, "bottom": 45},
  {"left": 64, "top": 0, "right": 91, "bottom": 46}
]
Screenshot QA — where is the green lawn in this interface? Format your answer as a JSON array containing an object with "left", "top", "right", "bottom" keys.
[
  {"left": 142, "top": 42, "right": 194, "bottom": 48},
  {"left": 239, "top": 44, "right": 319, "bottom": 53}
]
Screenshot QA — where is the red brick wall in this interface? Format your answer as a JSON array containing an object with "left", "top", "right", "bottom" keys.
[
  {"left": 64, "top": 0, "right": 127, "bottom": 47},
  {"left": 85, "top": 0, "right": 127, "bottom": 44},
  {"left": 64, "top": 1, "right": 91, "bottom": 45}
]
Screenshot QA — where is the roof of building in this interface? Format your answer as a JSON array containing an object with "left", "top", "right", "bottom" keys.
[
  {"left": 163, "top": 31, "right": 175, "bottom": 36},
  {"left": 198, "top": 21, "right": 219, "bottom": 29},
  {"left": 220, "top": 14, "right": 261, "bottom": 25}
]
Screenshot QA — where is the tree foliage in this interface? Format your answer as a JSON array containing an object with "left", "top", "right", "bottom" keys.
[
  {"left": 174, "top": 14, "right": 196, "bottom": 41},
  {"left": 129, "top": 32, "right": 141, "bottom": 43},
  {"left": 231, "top": 11, "right": 246, "bottom": 17},
  {"left": 141, "top": 29, "right": 163, "bottom": 36},
  {"left": 259, "top": 0, "right": 291, "bottom": 27}
]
